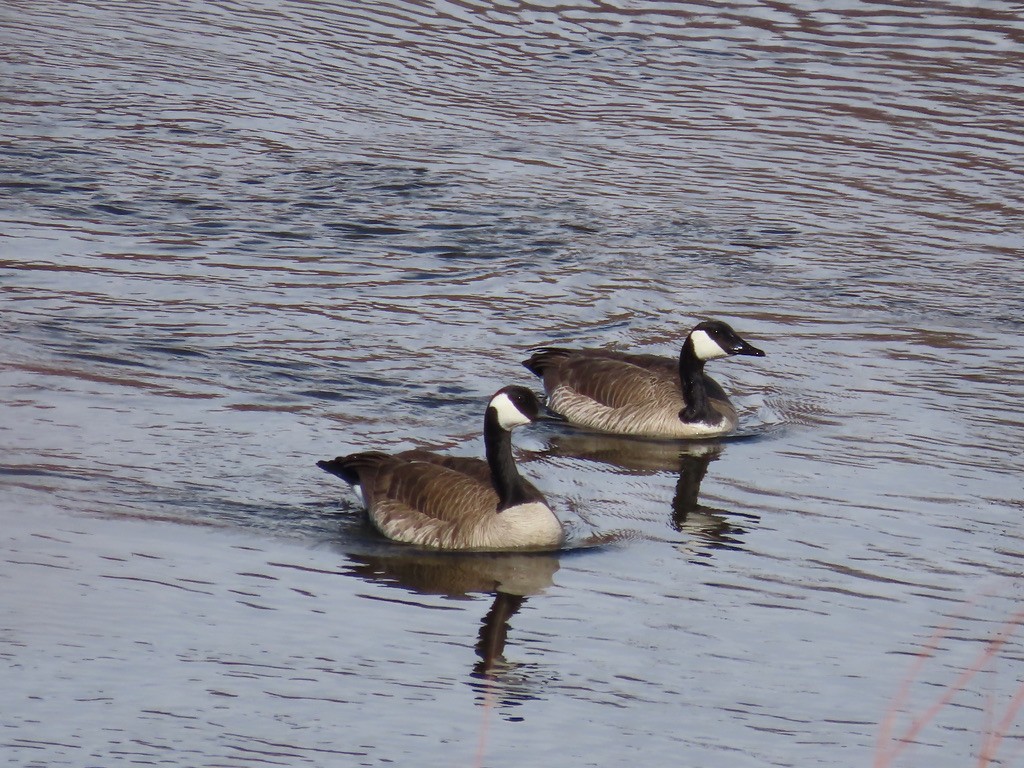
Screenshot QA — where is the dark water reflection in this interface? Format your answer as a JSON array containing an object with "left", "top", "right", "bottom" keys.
[
  {"left": 343, "top": 547, "right": 563, "bottom": 709},
  {"left": 345, "top": 546, "right": 561, "bottom": 706},
  {"left": 537, "top": 432, "right": 758, "bottom": 555},
  {"left": 344, "top": 548, "right": 560, "bottom": 598},
  {"left": 3, "top": 1, "right": 1024, "bottom": 767}
]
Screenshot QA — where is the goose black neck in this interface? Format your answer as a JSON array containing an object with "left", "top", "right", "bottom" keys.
[
  {"left": 484, "top": 408, "right": 537, "bottom": 511},
  {"left": 678, "top": 339, "right": 716, "bottom": 424}
]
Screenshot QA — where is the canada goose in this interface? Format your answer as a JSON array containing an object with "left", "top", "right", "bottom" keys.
[
  {"left": 316, "top": 386, "right": 564, "bottom": 551},
  {"left": 523, "top": 320, "right": 765, "bottom": 439}
]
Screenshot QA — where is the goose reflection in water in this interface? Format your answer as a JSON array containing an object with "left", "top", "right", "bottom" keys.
[
  {"left": 536, "top": 433, "right": 759, "bottom": 555},
  {"left": 342, "top": 546, "right": 560, "bottom": 708}
]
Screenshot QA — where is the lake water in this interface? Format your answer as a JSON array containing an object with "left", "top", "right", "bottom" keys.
[{"left": 2, "top": 1, "right": 1022, "bottom": 766}]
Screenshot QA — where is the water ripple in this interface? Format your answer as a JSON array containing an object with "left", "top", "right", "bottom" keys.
[{"left": 3, "top": 2, "right": 1023, "bottom": 766}]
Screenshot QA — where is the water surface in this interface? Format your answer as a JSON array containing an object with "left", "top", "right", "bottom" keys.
[{"left": 2, "top": 1, "right": 1023, "bottom": 766}]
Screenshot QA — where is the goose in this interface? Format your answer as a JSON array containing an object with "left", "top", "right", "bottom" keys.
[
  {"left": 316, "top": 386, "right": 564, "bottom": 551},
  {"left": 523, "top": 320, "right": 765, "bottom": 439}
]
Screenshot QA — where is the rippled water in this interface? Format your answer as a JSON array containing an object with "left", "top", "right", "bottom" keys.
[{"left": 2, "top": 1, "right": 1023, "bottom": 766}]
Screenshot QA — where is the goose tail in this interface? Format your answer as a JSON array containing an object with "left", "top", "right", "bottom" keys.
[
  {"left": 316, "top": 451, "right": 390, "bottom": 485},
  {"left": 522, "top": 347, "right": 574, "bottom": 377}
]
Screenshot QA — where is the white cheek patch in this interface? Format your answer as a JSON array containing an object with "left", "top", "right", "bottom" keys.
[
  {"left": 690, "top": 329, "right": 729, "bottom": 361},
  {"left": 490, "top": 392, "right": 532, "bottom": 429}
]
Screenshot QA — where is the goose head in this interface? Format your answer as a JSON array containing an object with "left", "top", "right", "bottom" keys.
[
  {"left": 686, "top": 320, "right": 765, "bottom": 362},
  {"left": 488, "top": 385, "right": 543, "bottom": 430}
]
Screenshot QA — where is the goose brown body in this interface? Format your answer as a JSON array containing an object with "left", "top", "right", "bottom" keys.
[
  {"left": 317, "top": 388, "right": 564, "bottom": 551},
  {"left": 524, "top": 321, "right": 764, "bottom": 439}
]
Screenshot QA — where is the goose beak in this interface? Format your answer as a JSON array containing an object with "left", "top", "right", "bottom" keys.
[
  {"left": 539, "top": 408, "right": 568, "bottom": 423},
  {"left": 731, "top": 339, "right": 765, "bottom": 357}
]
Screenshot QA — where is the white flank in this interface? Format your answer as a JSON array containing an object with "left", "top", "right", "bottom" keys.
[
  {"left": 689, "top": 329, "right": 729, "bottom": 361},
  {"left": 490, "top": 392, "right": 531, "bottom": 429},
  {"left": 352, "top": 484, "right": 367, "bottom": 509},
  {"left": 496, "top": 502, "right": 564, "bottom": 548}
]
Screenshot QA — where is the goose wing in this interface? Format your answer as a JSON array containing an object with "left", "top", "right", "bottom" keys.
[
  {"left": 611, "top": 352, "right": 730, "bottom": 402},
  {"left": 338, "top": 452, "right": 495, "bottom": 521},
  {"left": 397, "top": 449, "right": 493, "bottom": 486},
  {"left": 552, "top": 353, "right": 684, "bottom": 411}
]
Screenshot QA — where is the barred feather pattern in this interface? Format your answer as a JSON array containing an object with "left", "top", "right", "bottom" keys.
[
  {"left": 334, "top": 450, "right": 563, "bottom": 550},
  {"left": 527, "top": 349, "right": 737, "bottom": 439}
]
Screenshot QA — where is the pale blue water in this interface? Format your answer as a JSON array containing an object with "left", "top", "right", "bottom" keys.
[{"left": 2, "top": 1, "right": 1022, "bottom": 766}]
